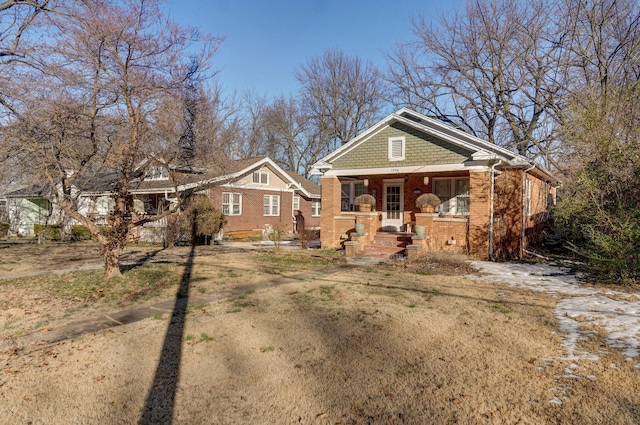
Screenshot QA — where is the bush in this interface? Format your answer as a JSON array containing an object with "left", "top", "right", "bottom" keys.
[
  {"left": 0, "top": 222, "right": 8, "bottom": 238},
  {"left": 416, "top": 193, "right": 441, "bottom": 208},
  {"left": 167, "top": 195, "right": 226, "bottom": 246},
  {"left": 354, "top": 193, "right": 375, "bottom": 205},
  {"left": 34, "top": 224, "right": 61, "bottom": 241},
  {"left": 71, "top": 225, "right": 93, "bottom": 241}
]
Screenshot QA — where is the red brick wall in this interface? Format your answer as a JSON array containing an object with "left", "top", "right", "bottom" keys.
[{"left": 208, "top": 187, "right": 300, "bottom": 233}]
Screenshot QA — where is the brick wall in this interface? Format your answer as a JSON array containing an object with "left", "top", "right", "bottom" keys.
[{"left": 208, "top": 186, "right": 296, "bottom": 233}]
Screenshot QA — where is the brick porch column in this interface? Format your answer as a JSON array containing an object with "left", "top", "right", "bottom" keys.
[
  {"left": 355, "top": 212, "right": 379, "bottom": 247},
  {"left": 469, "top": 171, "right": 491, "bottom": 258},
  {"left": 415, "top": 212, "right": 437, "bottom": 249},
  {"left": 320, "top": 176, "right": 341, "bottom": 248}
]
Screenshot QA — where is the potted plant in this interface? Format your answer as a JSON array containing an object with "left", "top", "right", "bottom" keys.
[
  {"left": 416, "top": 193, "right": 441, "bottom": 213},
  {"left": 354, "top": 193, "right": 376, "bottom": 212}
]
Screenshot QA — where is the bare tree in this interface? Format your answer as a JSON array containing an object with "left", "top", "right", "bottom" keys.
[
  {"left": 296, "top": 48, "right": 387, "bottom": 151},
  {"left": 562, "top": 0, "right": 640, "bottom": 101},
  {"left": 3, "top": 0, "right": 222, "bottom": 278},
  {"left": 387, "top": 0, "right": 567, "bottom": 170}
]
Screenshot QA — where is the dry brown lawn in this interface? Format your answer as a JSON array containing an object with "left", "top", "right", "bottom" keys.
[{"left": 0, "top": 242, "right": 638, "bottom": 424}]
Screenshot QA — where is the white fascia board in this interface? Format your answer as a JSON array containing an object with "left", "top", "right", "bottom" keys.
[
  {"left": 323, "top": 162, "right": 491, "bottom": 177},
  {"left": 314, "top": 114, "right": 397, "bottom": 165}
]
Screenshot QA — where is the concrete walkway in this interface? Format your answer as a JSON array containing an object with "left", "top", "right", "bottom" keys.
[{"left": 18, "top": 263, "right": 355, "bottom": 348}]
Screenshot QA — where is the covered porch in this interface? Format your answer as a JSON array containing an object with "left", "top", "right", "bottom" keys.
[{"left": 320, "top": 169, "right": 492, "bottom": 257}]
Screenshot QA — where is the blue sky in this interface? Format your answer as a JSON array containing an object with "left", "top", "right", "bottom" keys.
[{"left": 165, "top": 0, "right": 460, "bottom": 99}]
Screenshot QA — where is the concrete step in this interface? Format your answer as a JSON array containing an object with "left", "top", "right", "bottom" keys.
[{"left": 361, "top": 245, "right": 406, "bottom": 257}]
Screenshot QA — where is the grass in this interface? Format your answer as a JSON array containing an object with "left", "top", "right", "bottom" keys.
[
  {"left": 0, "top": 263, "right": 181, "bottom": 306},
  {"left": 391, "top": 251, "right": 478, "bottom": 275},
  {"left": 260, "top": 346, "right": 275, "bottom": 353},
  {"left": 492, "top": 303, "right": 511, "bottom": 314}
]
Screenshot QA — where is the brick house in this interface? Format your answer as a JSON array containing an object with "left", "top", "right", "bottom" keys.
[
  {"left": 203, "top": 157, "right": 321, "bottom": 234},
  {"left": 125, "top": 157, "right": 319, "bottom": 239},
  {"left": 310, "top": 108, "right": 559, "bottom": 259}
]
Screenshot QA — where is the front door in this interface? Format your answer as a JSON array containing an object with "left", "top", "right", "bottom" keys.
[{"left": 382, "top": 180, "right": 404, "bottom": 231}]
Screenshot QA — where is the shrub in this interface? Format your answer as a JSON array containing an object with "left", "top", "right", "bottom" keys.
[
  {"left": 33, "top": 224, "right": 61, "bottom": 241},
  {"left": 354, "top": 193, "right": 375, "bottom": 205},
  {"left": 71, "top": 225, "right": 93, "bottom": 241},
  {"left": 416, "top": 193, "right": 441, "bottom": 208}
]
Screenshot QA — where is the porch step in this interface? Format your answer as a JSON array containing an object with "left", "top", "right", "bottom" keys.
[{"left": 360, "top": 232, "right": 413, "bottom": 259}]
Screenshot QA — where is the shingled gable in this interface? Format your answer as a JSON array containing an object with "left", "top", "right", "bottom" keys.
[{"left": 311, "top": 108, "right": 557, "bottom": 185}]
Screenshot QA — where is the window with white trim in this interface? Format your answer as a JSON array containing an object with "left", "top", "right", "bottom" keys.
[
  {"left": 145, "top": 166, "right": 169, "bottom": 181},
  {"left": 292, "top": 196, "right": 300, "bottom": 212},
  {"left": 222, "top": 192, "right": 242, "bottom": 216},
  {"left": 433, "top": 178, "right": 470, "bottom": 215},
  {"left": 388, "top": 137, "right": 405, "bottom": 161},
  {"left": 263, "top": 195, "right": 279, "bottom": 216},
  {"left": 311, "top": 199, "right": 321, "bottom": 217},
  {"left": 341, "top": 181, "right": 366, "bottom": 212},
  {"left": 253, "top": 171, "right": 269, "bottom": 185}
]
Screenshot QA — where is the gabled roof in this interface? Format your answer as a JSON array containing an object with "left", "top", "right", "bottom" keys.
[{"left": 311, "top": 108, "right": 558, "bottom": 184}]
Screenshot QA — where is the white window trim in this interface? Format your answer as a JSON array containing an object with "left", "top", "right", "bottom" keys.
[
  {"left": 311, "top": 199, "right": 321, "bottom": 217},
  {"left": 222, "top": 192, "right": 242, "bottom": 216},
  {"left": 253, "top": 171, "right": 269, "bottom": 185},
  {"left": 145, "top": 166, "right": 169, "bottom": 181},
  {"left": 263, "top": 194, "right": 280, "bottom": 216},
  {"left": 433, "top": 177, "right": 470, "bottom": 216},
  {"left": 292, "top": 196, "right": 300, "bottom": 213},
  {"left": 388, "top": 136, "right": 406, "bottom": 161},
  {"left": 525, "top": 178, "right": 532, "bottom": 216}
]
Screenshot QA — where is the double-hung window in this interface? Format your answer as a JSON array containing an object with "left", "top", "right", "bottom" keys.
[
  {"left": 341, "top": 181, "right": 366, "bottom": 212},
  {"left": 433, "top": 178, "right": 470, "bottom": 215},
  {"left": 222, "top": 192, "right": 242, "bottom": 215},
  {"left": 263, "top": 195, "right": 280, "bottom": 216},
  {"left": 253, "top": 171, "right": 268, "bottom": 185},
  {"left": 311, "top": 199, "right": 321, "bottom": 217},
  {"left": 292, "top": 196, "right": 300, "bottom": 212}
]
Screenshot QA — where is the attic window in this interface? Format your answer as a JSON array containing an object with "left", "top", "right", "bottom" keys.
[
  {"left": 388, "top": 137, "right": 405, "bottom": 161},
  {"left": 253, "top": 171, "right": 269, "bottom": 185},
  {"left": 145, "top": 166, "right": 169, "bottom": 181}
]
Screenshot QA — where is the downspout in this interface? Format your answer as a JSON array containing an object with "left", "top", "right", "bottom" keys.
[
  {"left": 489, "top": 159, "right": 502, "bottom": 261},
  {"left": 521, "top": 164, "right": 536, "bottom": 258}
]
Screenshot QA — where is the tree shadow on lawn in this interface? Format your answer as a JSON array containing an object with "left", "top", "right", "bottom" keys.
[{"left": 138, "top": 220, "right": 196, "bottom": 425}]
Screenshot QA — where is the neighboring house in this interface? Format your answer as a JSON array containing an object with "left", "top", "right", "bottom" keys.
[
  {"left": 310, "top": 108, "right": 559, "bottom": 259},
  {"left": 2, "top": 157, "right": 320, "bottom": 241},
  {"left": 204, "top": 157, "right": 321, "bottom": 234},
  {"left": 2, "top": 185, "right": 64, "bottom": 236}
]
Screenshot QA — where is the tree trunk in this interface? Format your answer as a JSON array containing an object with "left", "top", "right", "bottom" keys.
[{"left": 103, "top": 245, "right": 122, "bottom": 279}]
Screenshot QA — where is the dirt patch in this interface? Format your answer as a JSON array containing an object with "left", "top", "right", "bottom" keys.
[{"left": 1, "top": 245, "right": 639, "bottom": 424}]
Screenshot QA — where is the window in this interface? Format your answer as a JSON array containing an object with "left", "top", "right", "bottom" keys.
[
  {"left": 145, "top": 166, "right": 169, "bottom": 181},
  {"left": 222, "top": 192, "right": 242, "bottom": 216},
  {"left": 341, "top": 181, "right": 366, "bottom": 212},
  {"left": 311, "top": 199, "right": 321, "bottom": 217},
  {"left": 388, "top": 137, "right": 405, "bottom": 161},
  {"left": 252, "top": 171, "right": 269, "bottom": 185},
  {"left": 292, "top": 196, "right": 300, "bottom": 212},
  {"left": 433, "top": 178, "right": 470, "bottom": 215},
  {"left": 263, "top": 195, "right": 279, "bottom": 216}
]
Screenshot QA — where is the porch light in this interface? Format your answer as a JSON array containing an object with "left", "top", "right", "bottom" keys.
[
  {"left": 423, "top": 176, "right": 429, "bottom": 185},
  {"left": 404, "top": 174, "right": 409, "bottom": 182},
  {"left": 363, "top": 178, "right": 369, "bottom": 187}
]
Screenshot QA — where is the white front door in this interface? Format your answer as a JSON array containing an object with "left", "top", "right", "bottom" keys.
[{"left": 382, "top": 180, "right": 404, "bottom": 231}]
